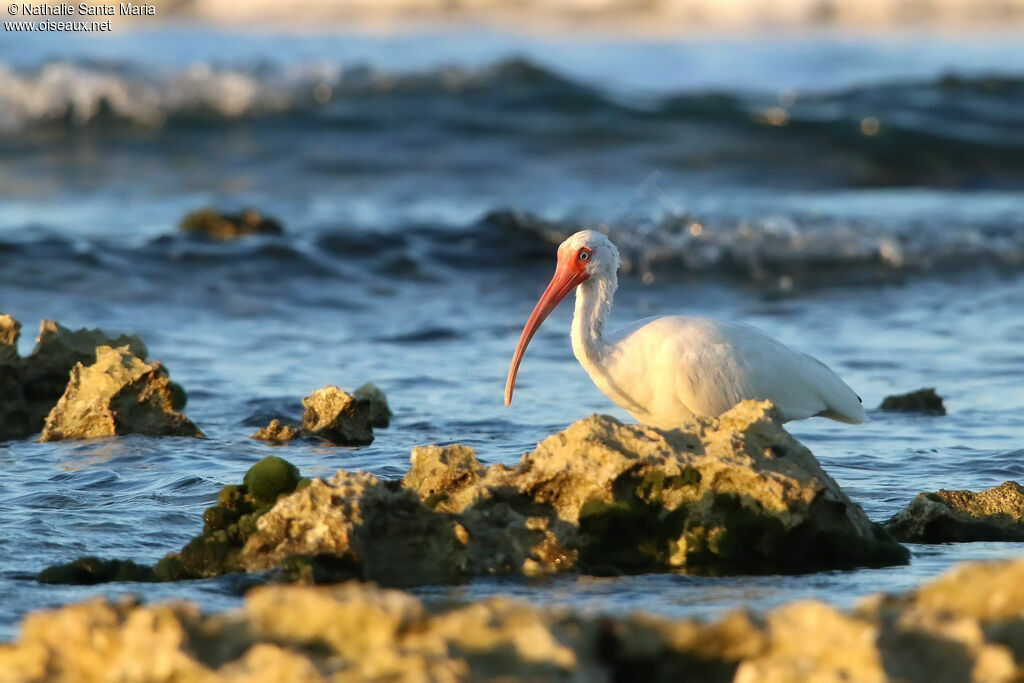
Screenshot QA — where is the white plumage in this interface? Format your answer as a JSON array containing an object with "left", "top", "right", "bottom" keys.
[{"left": 505, "top": 230, "right": 867, "bottom": 426}]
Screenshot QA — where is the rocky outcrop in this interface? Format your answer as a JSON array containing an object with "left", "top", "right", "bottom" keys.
[
  {"left": 38, "top": 402, "right": 906, "bottom": 586},
  {"left": 179, "top": 207, "right": 284, "bottom": 241},
  {"left": 9, "top": 556, "right": 1024, "bottom": 682},
  {"left": 251, "top": 384, "right": 390, "bottom": 446},
  {"left": 39, "top": 345, "right": 202, "bottom": 441},
  {"left": 880, "top": 387, "right": 946, "bottom": 415},
  {"left": 300, "top": 386, "right": 375, "bottom": 446},
  {"left": 886, "top": 481, "right": 1024, "bottom": 542},
  {"left": 241, "top": 401, "right": 906, "bottom": 581},
  {"left": 250, "top": 419, "right": 301, "bottom": 443},
  {"left": 0, "top": 317, "right": 155, "bottom": 441}
]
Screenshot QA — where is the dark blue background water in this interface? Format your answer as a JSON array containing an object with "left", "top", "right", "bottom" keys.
[{"left": 1, "top": 27, "right": 1023, "bottom": 638}]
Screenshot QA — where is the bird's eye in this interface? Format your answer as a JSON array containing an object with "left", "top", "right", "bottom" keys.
[{"left": 579, "top": 251, "right": 590, "bottom": 261}]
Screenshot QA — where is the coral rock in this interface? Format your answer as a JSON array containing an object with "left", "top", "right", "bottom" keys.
[
  {"left": 239, "top": 471, "right": 467, "bottom": 586},
  {"left": 39, "top": 345, "right": 202, "bottom": 441},
  {"left": 301, "top": 386, "right": 374, "bottom": 446},
  {"left": 239, "top": 401, "right": 905, "bottom": 582},
  {"left": 886, "top": 481, "right": 1024, "bottom": 542},
  {"left": 250, "top": 419, "right": 301, "bottom": 443},
  {"left": 11, "top": 556, "right": 1024, "bottom": 682}
]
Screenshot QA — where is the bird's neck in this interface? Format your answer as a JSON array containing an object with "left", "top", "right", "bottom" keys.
[{"left": 571, "top": 273, "right": 616, "bottom": 367}]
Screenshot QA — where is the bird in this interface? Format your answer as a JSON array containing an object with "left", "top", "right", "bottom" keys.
[{"left": 503, "top": 230, "right": 867, "bottom": 427}]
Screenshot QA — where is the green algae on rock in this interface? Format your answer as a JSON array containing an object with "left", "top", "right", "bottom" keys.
[
  {"left": 879, "top": 387, "right": 946, "bottom": 415},
  {"left": 39, "top": 345, "right": 202, "bottom": 441},
  {"left": 178, "top": 207, "right": 284, "bottom": 241},
  {"left": 886, "top": 481, "right": 1024, "bottom": 542},
  {"left": 36, "top": 403, "right": 906, "bottom": 587},
  {"left": 12, "top": 556, "right": 1024, "bottom": 682}
]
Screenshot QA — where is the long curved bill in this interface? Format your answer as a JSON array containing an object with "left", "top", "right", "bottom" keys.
[{"left": 504, "top": 260, "right": 586, "bottom": 406}]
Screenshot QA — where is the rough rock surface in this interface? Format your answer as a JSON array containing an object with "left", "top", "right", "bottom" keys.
[
  {"left": 0, "top": 317, "right": 153, "bottom": 441},
  {"left": 886, "top": 481, "right": 1024, "bottom": 542},
  {"left": 37, "top": 402, "right": 905, "bottom": 586},
  {"left": 239, "top": 471, "right": 468, "bottom": 585},
  {"left": 250, "top": 419, "right": 301, "bottom": 443},
  {"left": 179, "top": 207, "right": 284, "bottom": 240},
  {"left": 9, "top": 556, "right": 1024, "bottom": 682},
  {"left": 241, "top": 401, "right": 906, "bottom": 581},
  {"left": 39, "top": 345, "right": 202, "bottom": 441},
  {"left": 301, "top": 385, "right": 375, "bottom": 446},
  {"left": 880, "top": 387, "right": 946, "bottom": 415}
]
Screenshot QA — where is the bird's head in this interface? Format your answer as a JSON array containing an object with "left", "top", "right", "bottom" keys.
[
  {"left": 503, "top": 230, "right": 619, "bottom": 407},
  {"left": 556, "top": 229, "right": 620, "bottom": 282}
]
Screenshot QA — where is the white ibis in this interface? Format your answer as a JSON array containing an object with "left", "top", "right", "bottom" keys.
[{"left": 504, "top": 230, "right": 867, "bottom": 427}]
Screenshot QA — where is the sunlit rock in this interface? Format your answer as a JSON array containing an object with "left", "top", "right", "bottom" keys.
[
  {"left": 250, "top": 419, "right": 301, "bottom": 443},
  {"left": 39, "top": 345, "right": 202, "bottom": 441},
  {"left": 301, "top": 385, "right": 375, "bottom": 446},
  {"left": 12, "top": 556, "right": 1024, "bottom": 681}
]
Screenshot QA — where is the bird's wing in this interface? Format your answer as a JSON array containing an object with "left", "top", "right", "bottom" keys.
[{"left": 614, "top": 317, "right": 867, "bottom": 424}]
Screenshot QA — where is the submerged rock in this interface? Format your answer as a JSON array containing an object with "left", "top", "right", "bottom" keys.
[
  {"left": 179, "top": 207, "right": 284, "bottom": 241},
  {"left": 301, "top": 386, "right": 375, "bottom": 446},
  {"left": 879, "top": 387, "right": 946, "bottom": 415},
  {"left": 886, "top": 481, "right": 1024, "bottom": 542},
  {"left": 37, "top": 557, "right": 155, "bottom": 585},
  {"left": 250, "top": 419, "right": 301, "bottom": 443},
  {"left": 11, "top": 555, "right": 1024, "bottom": 682},
  {"left": 39, "top": 345, "right": 202, "bottom": 441}
]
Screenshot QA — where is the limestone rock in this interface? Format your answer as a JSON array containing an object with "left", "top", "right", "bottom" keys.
[
  {"left": 179, "top": 207, "right": 284, "bottom": 241},
  {"left": 239, "top": 471, "right": 467, "bottom": 586},
  {"left": 886, "top": 481, "right": 1024, "bottom": 542},
  {"left": 239, "top": 401, "right": 904, "bottom": 582},
  {"left": 353, "top": 382, "right": 392, "bottom": 428},
  {"left": 39, "top": 345, "right": 202, "bottom": 441},
  {"left": 301, "top": 386, "right": 374, "bottom": 446},
  {"left": 250, "top": 419, "right": 301, "bottom": 443},
  {"left": 402, "top": 443, "right": 484, "bottom": 512},
  {"left": 11, "top": 556, "right": 1024, "bottom": 682},
  {"left": 0, "top": 314, "right": 19, "bottom": 364},
  {"left": 22, "top": 320, "right": 149, "bottom": 430},
  {"left": 880, "top": 387, "right": 946, "bottom": 415},
  {"left": 463, "top": 401, "right": 907, "bottom": 573}
]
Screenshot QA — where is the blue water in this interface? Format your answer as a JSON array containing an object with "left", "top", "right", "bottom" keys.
[{"left": 1, "top": 26, "right": 1023, "bottom": 639}]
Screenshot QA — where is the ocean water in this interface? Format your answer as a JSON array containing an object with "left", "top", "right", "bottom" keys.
[{"left": 1, "top": 27, "right": 1024, "bottom": 639}]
